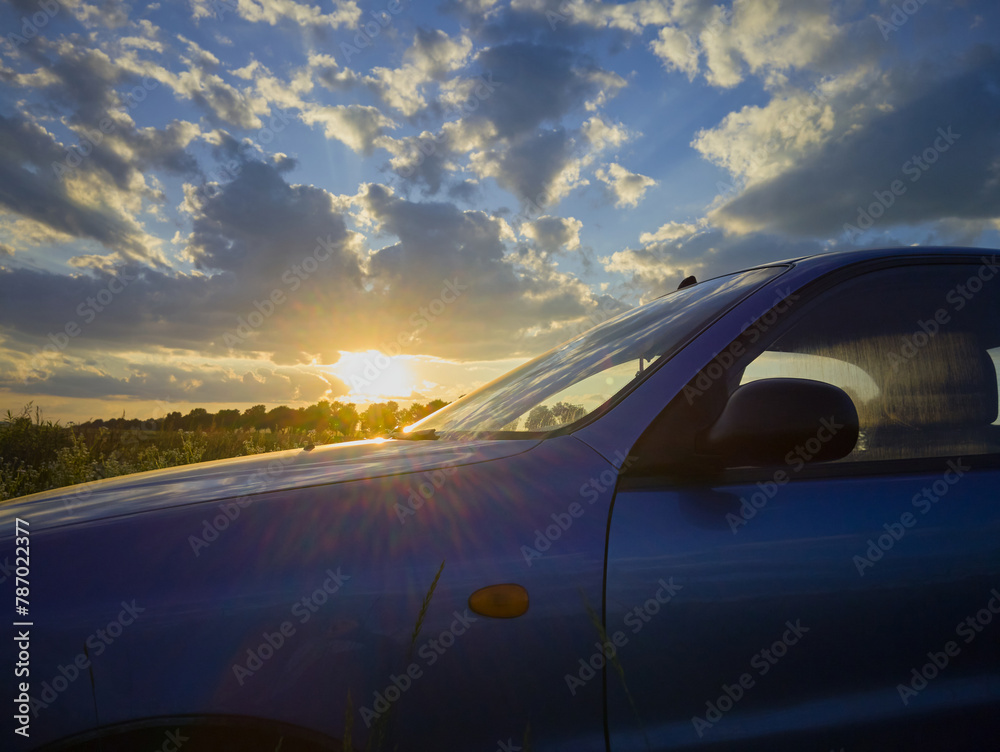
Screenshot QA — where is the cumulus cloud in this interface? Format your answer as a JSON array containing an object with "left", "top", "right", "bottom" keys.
[
  {"left": 639, "top": 220, "right": 702, "bottom": 244},
  {"left": 692, "top": 70, "right": 867, "bottom": 188},
  {"left": 362, "top": 30, "right": 473, "bottom": 116},
  {"left": 308, "top": 53, "right": 361, "bottom": 92},
  {"left": 521, "top": 215, "right": 583, "bottom": 253},
  {"left": 299, "top": 103, "right": 397, "bottom": 154},
  {"left": 595, "top": 162, "right": 656, "bottom": 208},
  {"left": 409, "top": 28, "right": 474, "bottom": 79},
  {"left": 650, "top": 26, "right": 699, "bottom": 78},
  {"left": 581, "top": 115, "right": 631, "bottom": 152},
  {"left": 191, "top": 0, "right": 361, "bottom": 28}
]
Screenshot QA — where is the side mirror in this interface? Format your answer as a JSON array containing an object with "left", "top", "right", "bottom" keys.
[{"left": 699, "top": 378, "right": 859, "bottom": 467}]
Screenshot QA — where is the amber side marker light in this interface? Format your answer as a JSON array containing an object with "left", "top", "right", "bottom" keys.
[{"left": 468, "top": 584, "right": 530, "bottom": 618}]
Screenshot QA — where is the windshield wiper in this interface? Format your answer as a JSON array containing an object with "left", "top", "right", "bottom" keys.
[{"left": 388, "top": 428, "right": 439, "bottom": 440}]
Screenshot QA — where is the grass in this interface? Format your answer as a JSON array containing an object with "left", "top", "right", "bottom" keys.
[
  {"left": 344, "top": 561, "right": 446, "bottom": 752},
  {"left": 0, "top": 400, "right": 445, "bottom": 502}
]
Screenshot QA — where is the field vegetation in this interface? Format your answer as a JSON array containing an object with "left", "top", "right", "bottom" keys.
[{"left": 0, "top": 400, "right": 446, "bottom": 502}]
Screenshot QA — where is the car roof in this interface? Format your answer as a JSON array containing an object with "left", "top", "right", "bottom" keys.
[{"left": 764, "top": 245, "right": 997, "bottom": 273}]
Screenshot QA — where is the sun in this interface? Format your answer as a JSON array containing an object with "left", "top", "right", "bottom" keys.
[{"left": 330, "top": 350, "right": 417, "bottom": 401}]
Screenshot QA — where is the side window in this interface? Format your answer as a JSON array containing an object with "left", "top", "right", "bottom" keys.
[{"left": 740, "top": 262, "right": 1000, "bottom": 462}]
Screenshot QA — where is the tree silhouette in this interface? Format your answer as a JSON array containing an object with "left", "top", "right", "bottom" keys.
[{"left": 524, "top": 405, "right": 555, "bottom": 431}]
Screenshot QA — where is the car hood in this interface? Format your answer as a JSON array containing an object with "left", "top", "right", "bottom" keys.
[{"left": 0, "top": 437, "right": 539, "bottom": 534}]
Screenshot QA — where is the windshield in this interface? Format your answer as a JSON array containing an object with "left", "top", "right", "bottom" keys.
[{"left": 408, "top": 266, "right": 786, "bottom": 436}]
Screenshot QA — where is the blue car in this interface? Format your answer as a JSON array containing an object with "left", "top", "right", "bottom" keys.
[{"left": 4, "top": 246, "right": 1000, "bottom": 751}]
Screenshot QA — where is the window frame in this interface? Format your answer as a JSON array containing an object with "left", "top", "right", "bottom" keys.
[{"left": 624, "top": 253, "right": 1000, "bottom": 486}]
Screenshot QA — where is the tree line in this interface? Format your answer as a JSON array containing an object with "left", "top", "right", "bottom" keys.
[{"left": 75, "top": 399, "right": 449, "bottom": 436}]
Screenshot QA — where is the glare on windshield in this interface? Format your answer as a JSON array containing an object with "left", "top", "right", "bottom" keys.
[{"left": 409, "top": 266, "right": 786, "bottom": 435}]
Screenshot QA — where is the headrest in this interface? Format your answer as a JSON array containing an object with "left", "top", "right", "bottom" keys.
[{"left": 818, "top": 332, "right": 998, "bottom": 430}]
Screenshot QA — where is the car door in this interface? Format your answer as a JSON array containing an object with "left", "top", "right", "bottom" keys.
[{"left": 604, "top": 256, "right": 1000, "bottom": 750}]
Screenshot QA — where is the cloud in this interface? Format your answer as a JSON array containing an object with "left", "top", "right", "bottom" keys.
[
  {"left": 192, "top": 0, "right": 361, "bottom": 29},
  {"left": 409, "top": 28, "right": 474, "bottom": 78},
  {"left": 362, "top": 30, "right": 473, "bottom": 116},
  {"left": 603, "top": 224, "right": 829, "bottom": 299},
  {"left": 183, "top": 160, "right": 362, "bottom": 284},
  {"left": 0, "top": 161, "right": 618, "bottom": 371},
  {"left": 381, "top": 124, "right": 472, "bottom": 195},
  {"left": 0, "top": 114, "right": 162, "bottom": 262},
  {"left": 581, "top": 115, "right": 631, "bottom": 152},
  {"left": 521, "top": 215, "right": 583, "bottom": 253},
  {"left": 168, "top": 63, "right": 265, "bottom": 129},
  {"left": 299, "top": 103, "right": 397, "bottom": 154},
  {"left": 692, "top": 70, "right": 866, "bottom": 188},
  {"left": 470, "top": 127, "right": 588, "bottom": 208},
  {"left": 639, "top": 220, "right": 702, "bottom": 244},
  {"left": 365, "top": 65, "right": 430, "bottom": 117},
  {"left": 2, "top": 353, "right": 343, "bottom": 404},
  {"left": 469, "top": 42, "right": 624, "bottom": 139},
  {"left": 709, "top": 53, "right": 1000, "bottom": 237},
  {"left": 62, "top": 0, "right": 134, "bottom": 29},
  {"left": 12, "top": 40, "right": 126, "bottom": 125},
  {"left": 595, "top": 162, "right": 656, "bottom": 207},
  {"left": 0, "top": 159, "right": 366, "bottom": 366},
  {"left": 360, "top": 184, "right": 612, "bottom": 358},
  {"left": 509, "top": 0, "right": 671, "bottom": 35},
  {"left": 308, "top": 53, "right": 361, "bottom": 92},
  {"left": 650, "top": 26, "right": 699, "bottom": 79}
]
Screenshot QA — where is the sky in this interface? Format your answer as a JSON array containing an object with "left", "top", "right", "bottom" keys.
[{"left": 0, "top": 0, "right": 998, "bottom": 424}]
